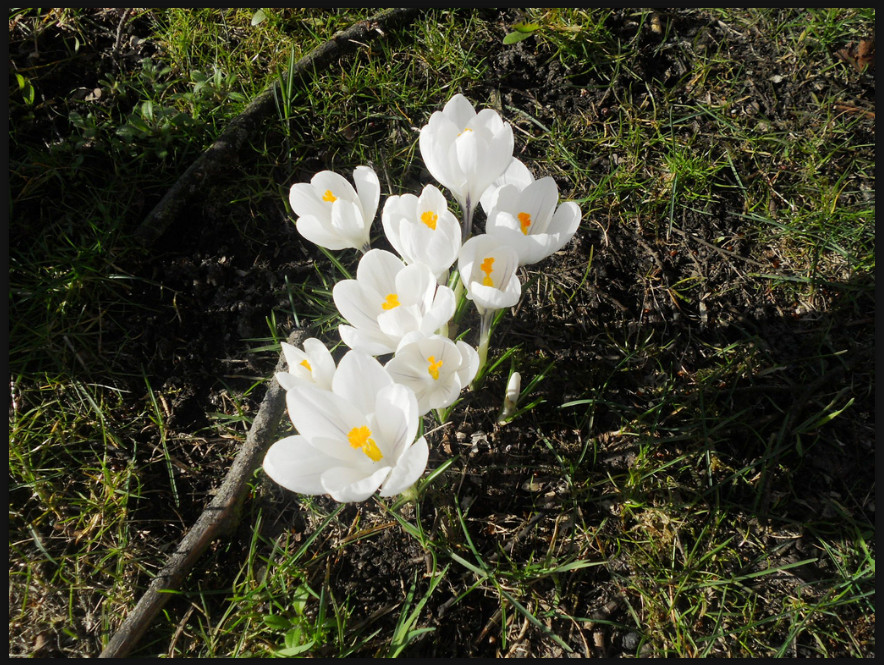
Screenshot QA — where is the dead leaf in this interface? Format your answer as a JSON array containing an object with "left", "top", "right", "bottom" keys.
[{"left": 837, "top": 38, "right": 875, "bottom": 72}]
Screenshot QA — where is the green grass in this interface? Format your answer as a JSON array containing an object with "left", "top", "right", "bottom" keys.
[{"left": 9, "top": 7, "right": 874, "bottom": 658}]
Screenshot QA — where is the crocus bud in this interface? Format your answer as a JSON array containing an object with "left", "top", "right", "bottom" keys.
[{"left": 498, "top": 371, "right": 521, "bottom": 423}]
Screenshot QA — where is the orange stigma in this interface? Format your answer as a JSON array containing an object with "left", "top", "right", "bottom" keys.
[
  {"left": 518, "top": 211, "right": 532, "bottom": 235},
  {"left": 479, "top": 257, "right": 495, "bottom": 287}
]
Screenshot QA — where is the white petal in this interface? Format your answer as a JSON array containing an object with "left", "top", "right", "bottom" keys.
[
  {"left": 485, "top": 212, "right": 525, "bottom": 240},
  {"left": 468, "top": 278, "right": 521, "bottom": 311},
  {"left": 519, "top": 177, "right": 560, "bottom": 235},
  {"left": 381, "top": 195, "right": 406, "bottom": 258},
  {"left": 518, "top": 237, "right": 555, "bottom": 266},
  {"left": 399, "top": 265, "right": 437, "bottom": 316},
  {"left": 280, "top": 341, "right": 304, "bottom": 370},
  {"left": 333, "top": 280, "right": 380, "bottom": 331},
  {"left": 473, "top": 107, "right": 506, "bottom": 133},
  {"left": 353, "top": 165, "right": 380, "bottom": 223},
  {"left": 322, "top": 465, "right": 391, "bottom": 502},
  {"left": 303, "top": 338, "right": 336, "bottom": 390},
  {"left": 356, "top": 249, "right": 405, "bottom": 298},
  {"left": 469, "top": 123, "right": 514, "bottom": 204},
  {"left": 296, "top": 215, "right": 354, "bottom": 251},
  {"left": 372, "top": 382, "right": 418, "bottom": 459},
  {"left": 285, "top": 386, "right": 361, "bottom": 445},
  {"left": 332, "top": 350, "right": 392, "bottom": 414},
  {"left": 338, "top": 323, "right": 395, "bottom": 356},
  {"left": 276, "top": 371, "right": 302, "bottom": 392},
  {"left": 377, "top": 304, "right": 420, "bottom": 341},
  {"left": 379, "top": 437, "right": 429, "bottom": 497},
  {"left": 311, "top": 170, "right": 357, "bottom": 202},
  {"left": 420, "top": 122, "right": 458, "bottom": 191},
  {"left": 485, "top": 222, "right": 547, "bottom": 266},
  {"left": 479, "top": 157, "right": 534, "bottom": 213},
  {"left": 263, "top": 435, "right": 337, "bottom": 495},
  {"left": 418, "top": 183, "right": 448, "bottom": 212},
  {"left": 547, "top": 201, "right": 582, "bottom": 240},
  {"left": 289, "top": 183, "right": 327, "bottom": 220},
  {"left": 423, "top": 231, "right": 460, "bottom": 279},
  {"left": 420, "top": 284, "right": 456, "bottom": 335},
  {"left": 444, "top": 93, "right": 478, "bottom": 129},
  {"left": 455, "top": 340, "right": 480, "bottom": 386},
  {"left": 419, "top": 334, "right": 459, "bottom": 368},
  {"left": 384, "top": 353, "right": 427, "bottom": 395},
  {"left": 330, "top": 198, "right": 370, "bottom": 249},
  {"left": 422, "top": 379, "right": 461, "bottom": 414},
  {"left": 307, "top": 434, "right": 372, "bottom": 464},
  {"left": 454, "top": 128, "right": 479, "bottom": 185}
]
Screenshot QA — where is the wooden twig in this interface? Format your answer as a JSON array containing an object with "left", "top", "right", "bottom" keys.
[
  {"left": 102, "top": 10, "right": 425, "bottom": 656},
  {"left": 99, "top": 327, "right": 306, "bottom": 658},
  {"left": 133, "top": 7, "right": 423, "bottom": 247}
]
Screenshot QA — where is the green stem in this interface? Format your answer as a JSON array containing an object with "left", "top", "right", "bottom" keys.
[
  {"left": 472, "top": 309, "right": 494, "bottom": 389},
  {"left": 450, "top": 271, "right": 470, "bottom": 333},
  {"left": 462, "top": 197, "right": 474, "bottom": 240}
]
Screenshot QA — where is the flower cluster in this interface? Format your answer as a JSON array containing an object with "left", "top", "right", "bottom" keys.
[{"left": 263, "top": 94, "right": 582, "bottom": 503}]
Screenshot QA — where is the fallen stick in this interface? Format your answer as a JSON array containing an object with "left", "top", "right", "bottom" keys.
[
  {"left": 133, "top": 7, "right": 422, "bottom": 247},
  {"left": 99, "top": 327, "right": 305, "bottom": 657},
  {"left": 104, "top": 10, "right": 424, "bottom": 655}
]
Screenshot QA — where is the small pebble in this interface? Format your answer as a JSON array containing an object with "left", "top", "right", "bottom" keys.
[{"left": 622, "top": 631, "right": 641, "bottom": 651}]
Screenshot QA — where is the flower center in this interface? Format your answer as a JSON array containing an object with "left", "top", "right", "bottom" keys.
[
  {"left": 518, "top": 211, "right": 532, "bottom": 235},
  {"left": 427, "top": 355, "right": 443, "bottom": 380},
  {"left": 480, "top": 257, "right": 495, "bottom": 287},
  {"left": 322, "top": 189, "right": 337, "bottom": 203},
  {"left": 420, "top": 210, "right": 438, "bottom": 230},
  {"left": 347, "top": 425, "right": 383, "bottom": 462},
  {"left": 382, "top": 293, "right": 400, "bottom": 310},
  {"left": 457, "top": 127, "right": 473, "bottom": 137},
  {"left": 300, "top": 359, "right": 312, "bottom": 372}
]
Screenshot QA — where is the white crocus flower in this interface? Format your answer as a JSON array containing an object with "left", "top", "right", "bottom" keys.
[
  {"left": 333, "top": 249, "right": 456, "bottom": 356},
  {"left": 288, "top": 165, "right": 380, "bottom": 252},
  {"left": 457, "top": 234, "right": 521, "bottom": 315},
  {"left": 419, "top": 94, "right": 514, "bottom": 238},
  {"left": 485, "top": 176, "right": 582, "bottom": 266},
  {"left": 479, "top": 156, "right": 535, "bottom": 215},
  {"left": 457, "top": 233, "right": 522, "bottom": 373},
  {"left": 276, "top": 338, "right": 336, "bottom": 392},
  {"left": 262, "top": 350, "right": 429, "bottom": 502},
  {"left": 385, "top": 332, "right": 479, "bottom": 416},
  {"left": 382, "top": 184, "right": 462, "bottom": 282}
]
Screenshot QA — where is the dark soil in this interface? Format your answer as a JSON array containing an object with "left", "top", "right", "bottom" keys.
[{"left": 9, "top": 8, "right": 874, "bottom": 658}]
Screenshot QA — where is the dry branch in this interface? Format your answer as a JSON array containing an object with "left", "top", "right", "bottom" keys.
[
  {"left": 102, "top": 10, "right": 424, "bottom": 656},
  {"left": 99, "top": 327, "right": 305, "bottom": 658},
  {"left": 133, "top": 7, "right": 422, "bottom": 247}
]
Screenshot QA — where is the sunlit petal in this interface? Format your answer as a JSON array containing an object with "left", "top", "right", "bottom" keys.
[
  {"left": 322, "top": 465, "right": 391, "bottom": 503},
  {"left": 262, "top": 435, "right": 337, "bottom": 495},
  {"left": 353, "top": 165, "right": 380, "bottom": 223},
  {"left": 379, "top": 437, "right": 429, "bottom": 497},
  {"left": 332, "top": 350, "right": 393, "bottom": 415}
]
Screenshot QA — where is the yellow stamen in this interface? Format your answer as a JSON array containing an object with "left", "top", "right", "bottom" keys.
[
  {"left": 382, "top": 293, "right": 400, "bottom": 310},
  {"left": 300, "top": 359, "right": 312, "bottom": 372},
  {"left": 427, "top": 355, "right": 443, "bottom": 380},
  {"left": 322, "top": 189, "right": 337, "bottom": 202},
  {"left": 457, "top": 127, "right": 473, "bottom": 137},
  {"left": 347, "top": 425, "right": 383, "bottom": 462},
  {"left": 518, "top": 211, "right": 532, "bottom": 235},
  {"left": 420, "top": 210, "right": 438, "bottom": 230},
  {"left": 480, "top": 257, "right": 495, "bottom": 287}
]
